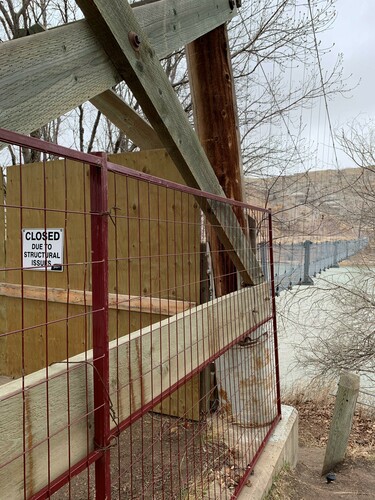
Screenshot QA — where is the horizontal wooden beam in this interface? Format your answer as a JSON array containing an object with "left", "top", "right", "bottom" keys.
[
  {"left": 0, "top": 283, "right": 270, "bottom": 498},
  {"left": 0, "top": 0, "right": 236, "bottom": 136},
  {"left": 76, "top": 0, "right": 263, "bottom": 285},
  {"left": 0, "top": 283, "right": 193, "bottom": 316}
]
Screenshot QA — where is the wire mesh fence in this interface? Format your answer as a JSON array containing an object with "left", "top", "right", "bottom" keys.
[{"left": 0, "top": 128, "right": 280, "bottom": 499}]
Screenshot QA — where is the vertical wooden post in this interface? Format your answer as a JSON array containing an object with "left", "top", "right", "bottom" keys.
[
  {"left": 90, "top": 154, "right": 111, "bottom": 499},
  {"left": 186, "top": 23, "right": 246, "bottom": 297},
  {"left": 187, "top": 25, "right": 275, "bottom": 427},
  {"left": 322, "top": 372, "right": 360, "bottom": 475},
  {"left": 247, "top": 215, "right": 257, "bottom": 254},
  {"left": 186, "top": 24, "right": 243, "bottom": 418}
]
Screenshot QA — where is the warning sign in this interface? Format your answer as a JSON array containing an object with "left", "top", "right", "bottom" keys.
[{"left": 22, "top": 228, "right": 64, "bottom": 271}]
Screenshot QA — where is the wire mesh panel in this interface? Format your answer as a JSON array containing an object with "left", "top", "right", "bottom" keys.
[
  {"left": 0, "top": 135, "right": 103, "bottom": 499},
  {"left": 0, "top": 129, "right": 280, "bottom": 499}
]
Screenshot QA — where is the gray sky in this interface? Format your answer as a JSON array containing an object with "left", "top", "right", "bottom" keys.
[
  {"left": 318, "top": 0, "right": 375, "bottom": 167},
  {"left": 328, "top": 1, "right": 375, "bottom": 121}
]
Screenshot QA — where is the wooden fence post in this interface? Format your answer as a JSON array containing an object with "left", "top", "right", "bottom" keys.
[{"left": 322, "top": 372, "right": 360, "bottom": 475}]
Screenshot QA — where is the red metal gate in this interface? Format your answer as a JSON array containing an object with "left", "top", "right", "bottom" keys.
[{"left": 0, "top": 128, "right": 280, "bottom": 499}]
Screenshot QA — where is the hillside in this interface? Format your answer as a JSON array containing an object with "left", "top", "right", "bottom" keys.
[{"left": 245, "top": 167, "right": 375, "bottom": 245}]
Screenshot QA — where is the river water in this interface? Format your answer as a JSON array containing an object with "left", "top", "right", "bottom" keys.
[{"left": 275, "top": 266, "right": 375, "bottom": 400}]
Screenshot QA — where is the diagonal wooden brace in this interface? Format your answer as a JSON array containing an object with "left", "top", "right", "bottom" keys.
[{"left": 75, "top": 0, "right": 264, "bottom": 285}]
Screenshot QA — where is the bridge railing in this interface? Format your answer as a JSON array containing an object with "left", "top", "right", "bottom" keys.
[{"left": 263, "top": 238, "right": 369, "bottom": 293}]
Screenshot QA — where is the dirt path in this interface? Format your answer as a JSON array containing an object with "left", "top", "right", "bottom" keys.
[
  {"left": 277, "top": 447, "right": 375, "bottom": 499},
  {"left": 268, "top": 396, "right": 375, "bottom": 499}
]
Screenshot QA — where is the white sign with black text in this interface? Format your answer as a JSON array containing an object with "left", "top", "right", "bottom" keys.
[{"left": 22, "top": 228, "right": 64, "bottom": 271}]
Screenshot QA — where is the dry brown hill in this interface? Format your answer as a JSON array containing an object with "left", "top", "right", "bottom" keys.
[{"left": 245, "top": 167, "right": 375, "bottom": 245}]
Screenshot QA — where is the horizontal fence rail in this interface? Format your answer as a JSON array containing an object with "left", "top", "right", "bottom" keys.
[
  {"left": 0, "top": 128, "right": 280, "bottom": 499},
  {"left": 268, "top": 238, "right": 369, "bottom": 292}
]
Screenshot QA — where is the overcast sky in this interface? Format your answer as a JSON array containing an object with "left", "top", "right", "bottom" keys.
[
  {"left": 318, "top": 0, "right": 375, "bottom": 167},
  {"left": 328, "top": 1, "right": 375, "bottom": 121}
]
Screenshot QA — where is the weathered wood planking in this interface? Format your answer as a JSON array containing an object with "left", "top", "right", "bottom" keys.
[
  {"left": 2, "top": 150, "right": 200, "bottom": 377},
  {"left": 0, "top": 360, "right": 96, "bottom": 499},
  {"left": 76, "top": 0, "right": 263, "bottom": 286},
  {"left": 0, "top": 283, "right": 194, "bottom": 316},
  {"left": 0, "top": 283, "right": 270, "bottom": 498},
  {"left": 4, "top": 158, "right": 91, "bottom": 376},
  {"left": 0, "top": 0, "right": 236, "bottom": 135},
  {"left": 106, "top": 150, "right": 201, "bottom": 305},
  {"left": 187, "top": 25, "right": 246, "bottom": 297}
]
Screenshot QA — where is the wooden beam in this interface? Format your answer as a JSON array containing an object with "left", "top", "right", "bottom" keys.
[
  {"left": 90, "top": 90, "right": 162, "bottom": 149},
  {"left": 75, "top": 0, "right": 263, "bottom": 285},
  {"left": 187, "top": 25, "right": 247, "bottom": 296},
  {"left": 0, "top": 283, "right": 194, "bottom": 316},
  {"left": 187, "top": 26, "right": 245, "bottom": 209},
  {"left": 0, "top": 0, "right": 236, "bottom": 136},
  {"left": 0, "top": 284, "right": 270, "bottom": 498},
  {"left": 16, "top": 23, "right": 159, "bottom": 150}
]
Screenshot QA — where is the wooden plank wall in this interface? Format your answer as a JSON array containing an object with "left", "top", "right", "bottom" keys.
[
  {"left": 0, "top": 150, "right": 200, "bottom": 383},
  {"left": 3, "top": 159, "right": 90, "bottom": 376},
  {"left": 107, "top": 151, "right": 201, "bottom": 419},
  {"left": 106, "top": 150, "right": 200, "bottom": 306}
]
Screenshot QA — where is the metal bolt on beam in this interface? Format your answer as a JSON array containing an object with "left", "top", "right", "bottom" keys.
[{"left": 128, "top": 31, "right": 141, "bottom": 50}]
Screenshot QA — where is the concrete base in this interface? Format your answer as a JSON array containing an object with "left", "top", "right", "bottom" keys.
[
  {"left": 301, "top": 277, "right": 314, "bottom": 285},
  {"left": 238, "top": 405, "right": 298, "bottom": 499}
]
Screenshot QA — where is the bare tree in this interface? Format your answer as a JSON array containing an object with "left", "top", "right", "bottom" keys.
[
  {"left": 289, "top": 121, "right": 375, "bottom": 383},
  {"left": 292, "top": 270, "right": 375, "bottom": 384},
  {"left": 336, "top": 120, "right": 375, "bottom": 239},
  {"left": 229, "top": 0, "right": 350, "bottom": 177}
]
